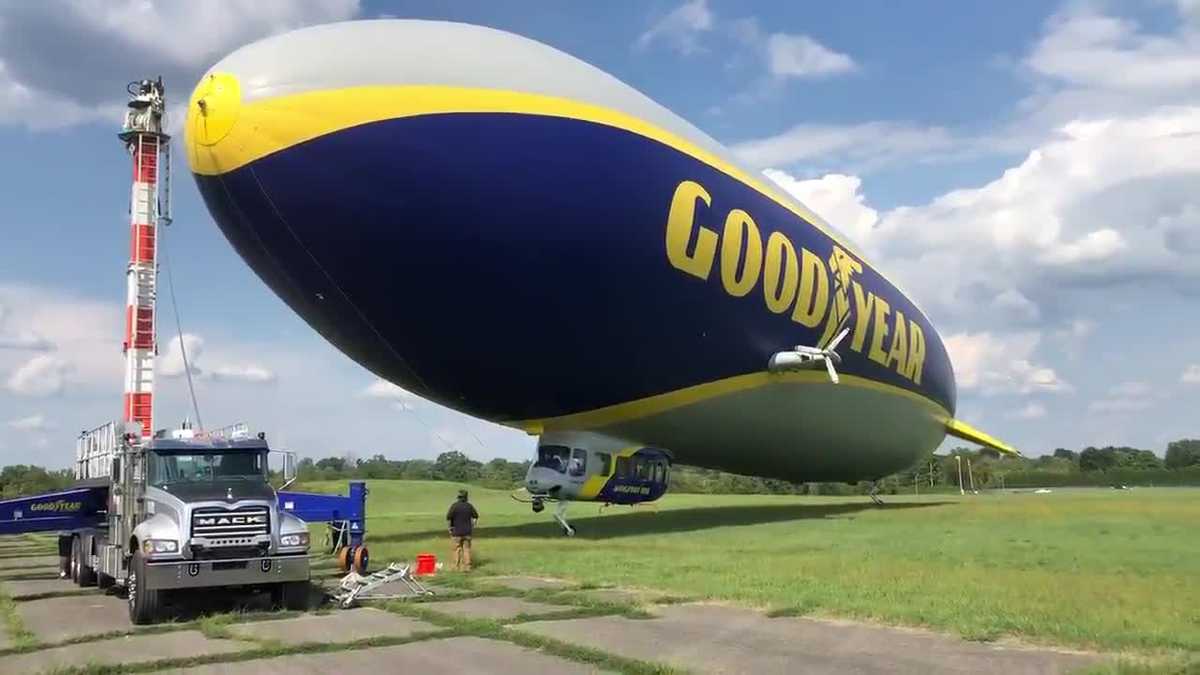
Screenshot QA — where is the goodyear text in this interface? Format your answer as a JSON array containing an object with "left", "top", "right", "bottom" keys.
[
  {"left": 30, "top": 500, "right": 83, "bottom": 512},
  {"left": 665, "top": 180, "right": 925, "bottom": 384}
]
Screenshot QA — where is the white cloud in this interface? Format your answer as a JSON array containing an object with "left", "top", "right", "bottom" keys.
[
  {"left": 1109, "top": 381, "right": 1151, "bottom": 398},
  {"left": 733, "top": 122, "right": 956, "bottom": 172},
  {"left": 0, "top": 334, "right": 54, "bottom": 351},
  {"left": 765, "top": 33, "right": 856, "bottom": 79},
  {"left": 943, "top": 332, "right": 1069, "bottom": 395},
  {"left": 160, "top": 334, "right": 205, "bottom": 378},
  {"left": 763, "top": 170, "right": 879, "bottom": 246},
  {"left": 6, "top": 354, "right": 70, "bottom": 396},
  {"left": 361, "top": 378, "right": 414, "bottom": 400},
  {"left": 1052, "top": 318, "right": 1096, "bottom": 361},
  {"left": 862, "top": 108, "right": 1200, "bottom": 330},
  {"left": 1009, "top": 7, "right": 1200, "bottom": 140},
  {"left": 638, "top": 7, "right": 856, "bottom": 102},
  {"left": 160, "top": 333, "right": 275, "bottom": 384},
  {"left": 361, "top": 378, "right": 418, "bottom": 410},
  {"left": 1007, "top": 402, "right": 1047, "bottom": 420},
  {"left": 1088, "top": 397, "right": 1151, "bottom": 413},
  {"left": 1036, "top": 228, "right": 1126, "bottom": 265},
  {"left": 211, "top": 364, "right": 276, "bottom": 384},
  {"left": 1053, "top": 319, "right": 1095, "bottom": 343},
  {"left": 0, "top": 60, "right": 110, "bottom": 130},
  {"left": 990, "top": 289, "right": 1041, "bottom": 322},
  {"left": 1026, "top": 11, "right": 1200, "bottom": 93},
  {"left": 1182, "top": 364, "right": 1200, "bottom": 384},
  {"left": 64, "top": 1, "right": 361, "bottom": 68},
  {"left": 0, "top": 1, "right": 361, "bottom": 130},
  {"left": 1087, "top": 381, "right": 1154, "bottom": 414},
  {"left": 636, "top": 0, "right": 713, "bottom": 55},
  {"left": 0, "top": 285, "right": 119, "bottom": 392},
  {"left": 1181, "top": 0, "right": 1200, "bottom": 22},
  {"left": 0, "top": 303, "right": 54, "bottom": 351},
  {"left": 7, "top": 414, "right": 51, "bottom": 431}
]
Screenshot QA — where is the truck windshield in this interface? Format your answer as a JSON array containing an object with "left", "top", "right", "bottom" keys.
[{"left": 148, "top": 450, "right": 266, "bottom": 486}]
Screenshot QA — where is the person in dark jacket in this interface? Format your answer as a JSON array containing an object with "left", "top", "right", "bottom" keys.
[{"left": 446, "top": 489, "right": 479, "bottom": 571}]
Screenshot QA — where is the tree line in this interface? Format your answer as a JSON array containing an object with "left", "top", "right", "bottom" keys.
[
  {"left": 295, "top": 439, "right": 1200, "bottom": 495},
  {"left": 0, "top": 465, "right": 75, "bottom": 499},
  {"left": 296, "top": 452, "right": 530, "bottom": 489},
  {"left": 3, "top": 440, "right": 1199, "bottom": 500}
]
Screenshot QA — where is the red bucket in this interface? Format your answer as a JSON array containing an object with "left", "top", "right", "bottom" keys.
[{"left": 414, "top": 553, "right": 437, "bottom": 576}]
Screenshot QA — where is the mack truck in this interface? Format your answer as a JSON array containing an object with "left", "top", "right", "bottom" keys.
[{"left": 0, "top": 421, "right": 371, "bottom": 624}]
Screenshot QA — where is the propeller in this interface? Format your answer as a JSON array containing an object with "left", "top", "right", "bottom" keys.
[
  {"left": 766, "top": 326, "right": 851, "bottom": 384},
  {"left": 821, "top": 327, "right": 850, "bottom": 384}
]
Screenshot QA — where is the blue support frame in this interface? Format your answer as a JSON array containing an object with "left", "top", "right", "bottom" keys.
[
  {"left": 277, "top": 480, "right": 367, "bottom": 546},
  {"left": 0, "top": 486, "right": 108, "bottom": 535},
  {"left": 0, "top": 481, "right": 369, "bottom": 547}
]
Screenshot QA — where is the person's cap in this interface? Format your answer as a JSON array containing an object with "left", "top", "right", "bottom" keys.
[{"left": 457, "top": 489, "right": 468, "bottom": 499}]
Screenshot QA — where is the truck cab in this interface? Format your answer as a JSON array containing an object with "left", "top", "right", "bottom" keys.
[{"left": 71, "top": 422, "right": 312, "bottom": 623}]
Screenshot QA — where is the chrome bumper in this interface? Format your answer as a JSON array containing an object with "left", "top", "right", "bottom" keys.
[{"left": 143, "top": 555, "right": 309, "bottom": 590}]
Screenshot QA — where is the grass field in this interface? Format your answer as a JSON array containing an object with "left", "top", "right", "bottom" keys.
[{"left": 305, "top": 480, "right": 1200, "bottom": 655}]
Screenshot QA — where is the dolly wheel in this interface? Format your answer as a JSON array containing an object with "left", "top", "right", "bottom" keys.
[
  {"left": 352, "top": 545, "right": 370, "bottom": 574},
  {"left": 336, "top": 546, "right": 352, "bottom": 572}
]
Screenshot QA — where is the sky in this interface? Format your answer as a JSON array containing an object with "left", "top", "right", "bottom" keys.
[{"left": 2, "top": 0, "right": 1199, "bottom": 468}]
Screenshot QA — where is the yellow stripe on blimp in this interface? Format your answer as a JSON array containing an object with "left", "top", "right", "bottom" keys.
[
  {"left": 185, "top": 77, "right": 863, "bottom": 259},
  {"left": 509, "top": 370, "right": 952, "bottom": 435},
  {"left": 945, "top": 419, "right": 1020, "bottom": 456}
]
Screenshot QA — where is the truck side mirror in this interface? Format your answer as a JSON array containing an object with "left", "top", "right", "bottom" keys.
[{"left": 268, "top": 449, "right": 298, "bottom": 489}]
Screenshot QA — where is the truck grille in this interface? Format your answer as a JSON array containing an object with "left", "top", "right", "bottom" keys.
[{"left": 191, "top": 506, "right": 271, "bottom": 539}]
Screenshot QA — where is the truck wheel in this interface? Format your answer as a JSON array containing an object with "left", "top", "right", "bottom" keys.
[
  {"left": 127, "top": 551, "right": 160, "bottom": 624},
  {"left": 70, "top": 536, "right": 96, "bottom": 586},
  {"left": 272, "top": 581, "right": 309, "bottom": 611},
  {"left": 58, "top": 536, "right": 72, "bottom": 579},
  {"left": 69, "top": 537, "right": 80, "bottom": 584},
  {"left": 76, "top": 539, "right": 97, "bottom": 587},
  {"left": 97, "top": 572, "right": 116, "bottom": 590},
  {"left": 78, "top": 558, "right": 97, "bottom": 586}
]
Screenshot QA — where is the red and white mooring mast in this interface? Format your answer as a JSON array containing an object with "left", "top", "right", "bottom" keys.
[{"left": 118, "top": 78, "right": 171, "bottom": 438}]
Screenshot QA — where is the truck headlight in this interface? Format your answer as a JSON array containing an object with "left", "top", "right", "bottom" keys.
[
  {"left": 142, "top": 539, "right": 178, "bottom": 554},
  {"left": 280, "top": 533, "right": 309, "bottom": 548}
]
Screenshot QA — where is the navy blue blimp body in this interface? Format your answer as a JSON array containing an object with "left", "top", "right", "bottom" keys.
[{"left": 193, "top": 110, "right": 956, "bottom": 426}]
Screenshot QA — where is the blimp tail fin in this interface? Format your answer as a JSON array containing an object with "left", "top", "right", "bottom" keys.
[{"left": 945, "top": 419, "right": 1021, "bottom": 457}]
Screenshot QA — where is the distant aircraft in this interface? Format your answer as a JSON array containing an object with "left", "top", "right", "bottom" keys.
[{"left": 186, "top": 20, "right": 1017, "bottom": 535}]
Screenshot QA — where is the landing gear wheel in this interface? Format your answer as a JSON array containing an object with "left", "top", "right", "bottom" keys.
[
  {"left": 868, "top": 482, "right": 885, "bottom": 507},
  {"left": 272, "top": 581, "right": 309, "bottom": 611},
  {"left": 553, "top": 501, "right": 575, "bottom": 537},
  {"left": 336, "top": 545, "right": 352, "bottom": 572},
  {"left": 127, "top": 550, "right": 160, "bottom": 625},
  {"left": 352, "top": 545, "right": 370, "bottom": 574}
]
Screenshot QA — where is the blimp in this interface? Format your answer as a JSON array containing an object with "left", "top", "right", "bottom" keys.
[{"left": 186, "top": 20, "right": 1016, "bottom": 534}]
